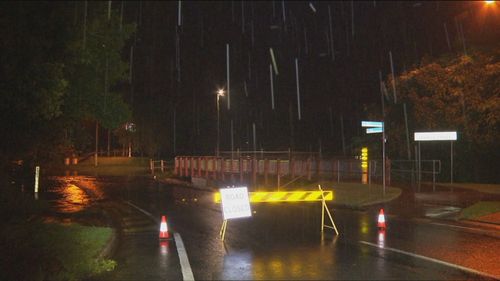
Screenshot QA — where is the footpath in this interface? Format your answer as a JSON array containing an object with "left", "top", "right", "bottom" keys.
[{"left": 381, "top": 182, "right": 500, "bottom": 234}]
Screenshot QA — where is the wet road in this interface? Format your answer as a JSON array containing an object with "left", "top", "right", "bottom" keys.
[{"left": 41, "top": 175, "right": 500, "bottom": 280}]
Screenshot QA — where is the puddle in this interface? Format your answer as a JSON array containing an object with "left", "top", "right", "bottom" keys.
[{"left": 42, "top": 176, "right": 103, "bottom": 213}]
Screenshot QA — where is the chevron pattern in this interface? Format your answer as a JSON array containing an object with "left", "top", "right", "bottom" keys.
[{"left": 214, "top": 190, "right": 333, "bottom": 203}]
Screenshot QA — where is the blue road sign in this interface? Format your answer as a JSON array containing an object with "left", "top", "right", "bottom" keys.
[
  {"left": 361, "top": 121, "right": 383, "bottom": 128},
  {"left": 366, "top": 127, "right": 383, "bottom": 134}
]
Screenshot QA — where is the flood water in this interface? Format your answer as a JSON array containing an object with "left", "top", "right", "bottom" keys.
[{"left": 40, "top": 175, "right": 106, "bottom": 213}]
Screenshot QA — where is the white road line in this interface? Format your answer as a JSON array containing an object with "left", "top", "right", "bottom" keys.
[
  {"left": 359, "top": 241, "right": 500, "bottom": 280},
  {"left": 124, "top": 201, "right": 196, "bottom": 280},
  {"left": 174, "top": 233, "right": 195, "bottom": 281},
  {"left": 125, "top": 201, "right": 158, "bottom": 223},
  {"left": 430, "top": 222, "right": 492, "bottom": 232}
]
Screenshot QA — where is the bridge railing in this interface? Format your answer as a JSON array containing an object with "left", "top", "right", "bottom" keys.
[
  {"left": 150, "top": 159, "right": 167, "bottom": 174},
  {"left": 174, "top": 156, "right": 391, "bottom": 187}
]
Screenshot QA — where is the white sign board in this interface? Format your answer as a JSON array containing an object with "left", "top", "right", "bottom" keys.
[
  {"left": 414, "top": 131, "right": 457, "bottom": 141},
  {"left": 220, "top": 187, "right": 252, "bottom": 220}
]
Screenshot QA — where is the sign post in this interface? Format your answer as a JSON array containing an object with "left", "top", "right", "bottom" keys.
[
  {"left": 219, "top": 187, "right": 252, "bottom": 241},
  {"left": 319, "top": 185, "right": 339, "bottom": 235},
  {"left": 451, "top": 141, "right": 453, "bottom": 184},
  {"left": 414, "top": 131, "right": 457, "bottom": 186},
  {"left": 34, "top": 166, "right": 40, "bottom": 199},
  {"left": 34, "top": 166, "right": 40, "bottom": 193}
]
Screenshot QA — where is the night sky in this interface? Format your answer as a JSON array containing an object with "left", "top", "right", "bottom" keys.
[{"left": 86, "top": 1, "right": 498, "bottom": 155}]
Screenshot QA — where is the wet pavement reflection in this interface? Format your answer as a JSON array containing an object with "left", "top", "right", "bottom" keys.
[
  {"left": 37, "top": 175, "right": 499, "bottom": 280},
  {"left": 42, "top": 176, "right": 99, "bottom": 213}
]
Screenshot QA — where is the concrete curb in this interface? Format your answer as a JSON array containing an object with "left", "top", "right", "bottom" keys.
[
  {"left": 157, "top": 176, "right": 217, "bottom": 193},
  {"left": 157, "top": 177, "right": 193, "bottom": 187},
  {"left": 98, "top": 227, "right": 118, "bottom": 259},
  {"left": 97, "top": 208, "right": 118, "bottom": 259},
  {"left": 70, "top": 182, "right": 119, "bottom": 260}
]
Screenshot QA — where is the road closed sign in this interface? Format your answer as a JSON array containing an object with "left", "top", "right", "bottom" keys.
[{"left": 220, "top": 187, "right": 252, "bottom": 220}]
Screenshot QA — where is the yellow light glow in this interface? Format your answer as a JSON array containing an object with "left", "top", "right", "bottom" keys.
[
  {"left": 485, "top": 0, "right": 495, "bottom": 4},
  {"left": 270, "top": 260, "right": 283, "bottom": 276},
  {"left": 361, "top": 147, "right": 368, "bottom": 170}
]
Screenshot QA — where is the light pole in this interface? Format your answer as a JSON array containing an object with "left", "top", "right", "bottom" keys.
[{"left": 216, "top": 89, "right": 225, "bottom": 157}]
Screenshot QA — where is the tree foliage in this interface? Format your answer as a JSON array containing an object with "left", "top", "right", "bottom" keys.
[
  {"left": 64, "top": 8, "right": 135, "bottom": 130},
  {"left": 384, "top": 47, "right": 500, "bottom": 182},
  {"left": 0, "top": 2, "right": 135, "bottom": 166}
]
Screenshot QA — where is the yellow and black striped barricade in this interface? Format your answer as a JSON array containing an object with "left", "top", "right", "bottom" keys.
[
  {"left": 214, "top": 190, "right": 333, "bottom": 203},
  {"left": 215, "top": 185, "right": 339, "bottom": 240}
]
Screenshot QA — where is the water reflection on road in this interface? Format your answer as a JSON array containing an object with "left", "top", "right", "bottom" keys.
[
  {"left": 36, "top": 175, "right": 498, "bottom": 280},
  {"left": 218, "top": 239, "right": 341, "bottom": 280},
  {"left": 43, "top": 176, "right": 98, "bottom": 213}
]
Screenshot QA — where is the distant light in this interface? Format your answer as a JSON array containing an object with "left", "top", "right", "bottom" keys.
[
  {"left": 125, "top": 122, "right": 136, "bottom": 132},
  {"left": 485, "top": 0, "right": 495, "bottom": 5},
  {"left": 217, "top": 89, "right": 225, "bottom": 96}
]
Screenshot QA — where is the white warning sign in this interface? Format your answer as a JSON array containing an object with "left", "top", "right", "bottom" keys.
[{"left": 220, "top": 187, "right": 252, "bottom": 220}]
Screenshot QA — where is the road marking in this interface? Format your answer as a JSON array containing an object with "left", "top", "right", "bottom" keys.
[
  {"left": 124, "top": 201, "right": 195, "bottom": 280},
  {"left": 174, "top": 233, "right": 195, "bottom": 281},
  {"left": 359, "top": 241, "right": 500, "bottom": 280},
  {"left": 125, "top": 201, "right": 159, "bottom": 223},
  {"left": 429, "top": 222, "right": 494, "bottom": 232},
  {"left": 422, "top": 204, "right": 461, "bottom": 217}
]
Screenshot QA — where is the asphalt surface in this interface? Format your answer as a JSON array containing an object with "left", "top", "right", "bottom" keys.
[{"left": 40, "top": 175, "right": 500, "bottom": 280}]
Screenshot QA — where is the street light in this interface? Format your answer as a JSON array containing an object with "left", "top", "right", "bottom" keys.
[{"left": 216, "top": 89, "right": 225, "bottom": 157}]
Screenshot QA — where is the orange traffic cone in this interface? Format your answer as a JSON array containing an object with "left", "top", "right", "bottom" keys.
[
  {"left": 159, "top": 215, "right": 169, "bottom": 239},
  {"left": 377, "top": 209, "right": 386, "bottom": 229}
]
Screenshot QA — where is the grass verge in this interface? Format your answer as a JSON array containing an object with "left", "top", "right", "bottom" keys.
[
  {"left": 438, "top": 183, "right": 500, "bottom": 195},
  {"left": 223, "top": 176, "right": 402, "bottom": 209},
  {"left": 0, "top": 172, "right": 115, "bottom": 281},
  {"left": 0, "top": 221, "right": 115, "bottom": 281},
  {"left": 317, "top": 181, "right": 402, "bottom": 208},
  {"left": 458, "top": 201, "right": 500, "bottom": 220},
  {"left": 70, "top": 165, "right": 149, "bottom": 176}
]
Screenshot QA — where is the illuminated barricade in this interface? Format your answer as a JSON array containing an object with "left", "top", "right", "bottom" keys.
[
  {"left": 361, "top": 147, "right": 368, "bottom": 184},
  {"left": 215, "top": 186, "right": 338, "bottom": 241},
  {"left": 214, "top": 190, "right": 333, "bottom": 203}
]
